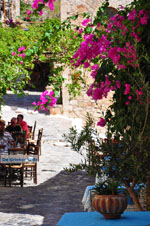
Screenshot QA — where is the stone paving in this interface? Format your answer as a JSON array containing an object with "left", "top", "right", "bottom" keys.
[{"left": 0, "top": 91, "right": 95, "bottom": 226}]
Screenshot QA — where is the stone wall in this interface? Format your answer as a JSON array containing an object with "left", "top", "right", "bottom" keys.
[
  {"left": 0, "top": 0, "right": 20, "bottom": 22},
  {"left": 12, "top": 0, "right": 20, "bottom": 21},
  {"left": 61, "top": 67, "right": 113, "bottom": 134},
  {"left": 61, "top": 0, "right": 133, "bottom": 21},
  {"left": 59, "top": 0, "right": 132, "bottom": 131}
]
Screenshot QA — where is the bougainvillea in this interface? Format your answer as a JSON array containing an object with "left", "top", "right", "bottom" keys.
[
  {"left": 32, "top": 90, "right": 57, "bottom": 111},
  {"left": 24, "top": 0, "right": 56, "bottom": 18}
]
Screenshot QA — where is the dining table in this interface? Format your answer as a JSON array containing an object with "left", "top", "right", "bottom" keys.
[
  {"left": 56, "top": 211, "right": 150, "bottom": 226},
  {"left": 0, "top": 146, "right": 38, "bottom": 187}
]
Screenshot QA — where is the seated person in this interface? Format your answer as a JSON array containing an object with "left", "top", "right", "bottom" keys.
[
  {"left": 0, "top": 119, "right": 14, "bottom": 153},
  {"left": 6, "top": 117, "right": 21, "bottom": 134},
  {"left": 17, "top": 114, "right": 29, "bottom": 138}
]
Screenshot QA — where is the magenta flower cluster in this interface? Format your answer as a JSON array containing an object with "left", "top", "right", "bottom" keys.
[
  {"left": 97, "top": 118, "right": 106, "bottom": 127},
  {"left": 25, "top": 0, "right": 55, "bottom": 19},
  {"left": 32, "top": 0, "right": 55, "bottom": 10},
  {"left": 32, "top": 90, "right": 57, "bottom": 111},
  {"left": 12, "top": 46, "right": 26, "bottom": 65},
  {"left": 71, "top": 8, "right": 149, "bottom": 126}
]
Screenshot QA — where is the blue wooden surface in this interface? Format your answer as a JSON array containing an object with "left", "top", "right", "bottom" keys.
[{"left": 57, "top": 211, "right": 150, "bottom": 226}]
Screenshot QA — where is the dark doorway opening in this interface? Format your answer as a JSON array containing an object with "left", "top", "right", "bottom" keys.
[{"left": 26, "top": 61, "right": 53, "bottom": 92}]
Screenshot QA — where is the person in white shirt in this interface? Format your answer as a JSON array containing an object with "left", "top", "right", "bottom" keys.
[{"left": 0, "top": 120, "right": 14, "bottom": 153}]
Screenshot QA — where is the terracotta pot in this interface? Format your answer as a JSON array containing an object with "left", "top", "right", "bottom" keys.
[{"left": 92, "top": 194, "right": 127, "bottom": 219}]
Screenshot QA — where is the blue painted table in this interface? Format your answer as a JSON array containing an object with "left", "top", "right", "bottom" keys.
[{"left": 57, "top": 211, "right": 150, "bottom": 226}]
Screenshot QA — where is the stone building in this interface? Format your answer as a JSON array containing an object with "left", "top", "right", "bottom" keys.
[{"left": 0, "top": 0, "right": 20, "bottom": 22}]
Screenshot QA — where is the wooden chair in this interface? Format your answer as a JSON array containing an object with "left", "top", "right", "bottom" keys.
[
  {"left": 4, "top": 164, "right": 24, "bottom": 187},
  {"left": 3, "top": 147, "right": 26, "bottom": 187},
  {"left": 23, "top": 145, "right": 38, "bottom": 184},
  {"left": 28, "top": 125, "right": 32, "bottom": 139},
  {"left": 27, "top": 121, "right": 36, "bottom": 140},
  {"left": 23, "top": 162, "right": 37, "bottom": 184},
  {"left": 27, "top": 128, "right": 43, "bottom": 157},
  {"left": 31, "top": 121, "right": 36, "bottom": 140},
  {"left": 37, "top": 128, "right": 43, "bottom": 156},
  {"left": 26, "top": 143, "right": 39, "bottom": 160}
]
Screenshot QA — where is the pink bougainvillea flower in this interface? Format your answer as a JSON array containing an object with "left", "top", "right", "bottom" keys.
[
  {"left": 128, "top": 96, "right": 132, "bottom": 100},
  {"left": 33, "top": 90, "right": 57, "bottom": 111},
  {"left": 84, "top": 62, "right": 90, "bottom": 68},
  {"left": 20, "top": 61, "right": 23, "bottom": 64},
  {"left": 97, "top": 23, "right": 101, "bottom": 28},
  {"left": 18, "top": 46, "right": 26, "bottom": 52},
  {"left": 91, "top": 64, "right": 99, "bottom": 70},
  {"left": 136, "top": 88, "right": 143, "bottom": 100},
  {"left": 128, "top": 9, "right": 136, "bottom": 21},
  {"left": 21, "top": 53, "right": 26, "bottom": 58},
  {"left": 116, "top": 80, "right": 121, "bottom": 88},
  {"left": 48, "top": 0, "right": 56, "bottom": 10},
  {"left": 26, "top": 9, "right": 31, "bottom": 15},
  {"left": 31, "top": 0, "right": 55, "bottom": 12},
  {"left": 81, "top": 19, "right": 91, "bottom": 27},
  {"left": 97, "top": 118, "right": 106, "bottom": 127},
  {"left": 78, "top": 28, "right": 83, "bottom": 34},
  {"left": 124, "top": 84, "right": 131, "bottom": 95},
  {"left": 120, "top": 6, "right": 124, "bottom": 10},
  {"left": 140, "top": 14, "right": 148, "bottom": 25},
  {"left": 39, "top": 10, "right": 43, "bottom": 16},
  {"left": 21, "top": 46, "right": 26, "bottom": 51},
  {"left": 12, "top": 52, "right": 16, "bottom": 56},
  {"left": 125, "top": 101, "right": 130, "bottom": 105}
]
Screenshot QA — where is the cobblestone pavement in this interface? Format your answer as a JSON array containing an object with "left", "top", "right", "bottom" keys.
[{"left": 0, "top": 91, "right": 95, "bottom": 226}]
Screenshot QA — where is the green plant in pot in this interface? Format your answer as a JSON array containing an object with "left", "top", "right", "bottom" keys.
[{"left": 92, "top": 179, "right": 128, "bottom": 219}]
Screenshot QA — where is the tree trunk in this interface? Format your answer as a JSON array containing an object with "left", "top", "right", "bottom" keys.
[{"left": 125, "top": 185, "right": 143, "bottom": 211}]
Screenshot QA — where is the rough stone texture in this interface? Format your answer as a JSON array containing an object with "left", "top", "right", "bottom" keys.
[
  {"left": 61, "top": 0, "right": 133, "bottom": 21},
  {"left": 60, "top": 66, "right": 113, "bottom": 134},
  {"left": 9, "top": 0, "right": 20, "bottom": 21}
]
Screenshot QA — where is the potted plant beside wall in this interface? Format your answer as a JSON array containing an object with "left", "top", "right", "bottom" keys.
[
  {"left": 92, "top": 179, "right": 127, "bottom": 219},
  {"left": 64, "top": 114, "right": 145, "bottom": 212}
]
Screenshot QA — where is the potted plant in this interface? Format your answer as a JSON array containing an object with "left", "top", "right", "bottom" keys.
[
  {"left": 92, "top": 179, "right": 127, "bottom": 219},
  {"left": 64, "top": 114, "right": 145, "bottom": 211}
]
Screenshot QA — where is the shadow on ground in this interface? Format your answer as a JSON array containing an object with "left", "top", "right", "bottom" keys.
[
  {"left": 3, "top": 93, "right": 41, "bottom": 108},
  {"left": 0, "top": 170, "right": 95, "bottom": 226},
  {"left": 3, "top": 92, "right": 50, "bottom": 115}
]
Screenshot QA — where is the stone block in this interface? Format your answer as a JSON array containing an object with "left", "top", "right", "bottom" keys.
[{"left": 49, "top": 105, "right": 63, "bottom": 115}]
